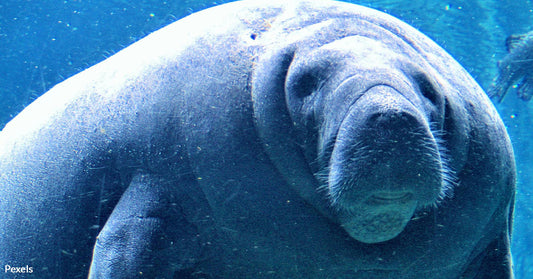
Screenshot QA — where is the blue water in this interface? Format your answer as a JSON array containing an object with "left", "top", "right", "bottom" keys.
[{"left": 0, "top": 0, "right": 532, "bottom": 277}]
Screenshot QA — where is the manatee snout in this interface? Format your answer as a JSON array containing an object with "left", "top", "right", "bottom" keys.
[{"left": 327, "top": 85, "right": 446, "bottom": 243}]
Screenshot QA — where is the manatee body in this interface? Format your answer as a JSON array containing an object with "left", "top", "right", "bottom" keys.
[
  {"left": 0, "top": 0, "right": 515, "bottom": 278},
  {"left": 489, "top": 30, "right": 533, "bottom": 102}
]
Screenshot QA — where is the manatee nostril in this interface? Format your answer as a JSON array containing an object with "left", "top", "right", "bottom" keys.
[
  {"left": 367, "top": 112, "right": 384, "bottom": 123},
  {"left": 367, "top": 110, "right": 419, "bottom": 129}
]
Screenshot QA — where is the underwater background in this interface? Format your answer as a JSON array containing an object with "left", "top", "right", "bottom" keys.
[{"left": 0, "top": 0, "right": 531, "bottom": 277}]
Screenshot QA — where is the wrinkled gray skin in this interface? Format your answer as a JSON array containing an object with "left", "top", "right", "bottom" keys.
[
  {"left": 0, "top": 1, "right": 515, "bottom": 278},
  {"left": 489, "top": 31, "right": 533, "bottom": 102}
]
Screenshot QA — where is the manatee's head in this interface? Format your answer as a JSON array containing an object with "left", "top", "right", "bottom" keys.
[
  {"left": 323, "top": 86, "right": 448, "bottom": 243},
  {"left": 283, "top": 36, "right": 456, "bottom": 244}
]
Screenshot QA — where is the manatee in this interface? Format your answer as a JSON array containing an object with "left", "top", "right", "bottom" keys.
[
  {"left": 0, "top": 0, "right": 516, "bottom": 278},
  {"left": 489, "top": 30, "right": 533, "bottom": 102}
]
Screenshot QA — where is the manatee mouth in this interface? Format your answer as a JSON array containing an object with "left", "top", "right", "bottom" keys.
[
  {"left": 339, "top": 198, "right": 418, "bottom": 244},
  {"left": 369, "top": 192, "right": 414, "bottom": 204}
]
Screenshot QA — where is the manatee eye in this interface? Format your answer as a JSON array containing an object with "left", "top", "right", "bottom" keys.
[
  {"left": 411, "top": 72, "right": 446, "bottom": 129},
  {"left": 288, "top": 67, "right": 327, "bottom": 99},
  {"left": 443, "top": 97, "right": 453, "bottom": 130},
  {"left": 295, "top": 72, "right": 320, "bottom": 98},
  {"left": 413, "top": 73, "right": 442, "bottom": 106}
]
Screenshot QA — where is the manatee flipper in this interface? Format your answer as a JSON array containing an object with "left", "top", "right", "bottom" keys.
[
  {"left": 461, "top": 231, "right": 514, "bottom": 279},
  {"left": 517, "top": 74, "right": 533, "bottom": 101},
  {"left": 88, "top": 172, "right": 201, "bottom": 278},
  {"left": 487, "top": 74, "right": 510, "bottom": 102},
  {"left": 474, "top": 232, "right": 514, "bottom": 279},
  {"left": 490, "top": 30, "right": 533, "bottom": 102}
]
